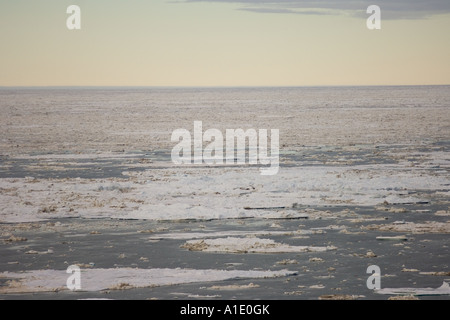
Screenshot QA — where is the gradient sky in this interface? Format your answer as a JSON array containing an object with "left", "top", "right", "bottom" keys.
[{"left": 0, "top": 0, "right": 449, "bottom": 86}]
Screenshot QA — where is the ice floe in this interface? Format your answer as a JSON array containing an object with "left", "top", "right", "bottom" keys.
[
  {"left": 180, "top": 237, "right": 336, "bottom": 253},
  {"left": 1, "top": 162, "right": 448, "bottom": 223},
  {"left": 0, "top": 268, "right": 296, "bottom": 293},
  {"left": 376, "top": 281, "right": 450, "bottom": 296}
]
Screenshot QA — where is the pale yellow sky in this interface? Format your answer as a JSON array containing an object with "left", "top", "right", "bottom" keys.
[{"left": 1, "top": 0, "right": 449, "bottom": 86}]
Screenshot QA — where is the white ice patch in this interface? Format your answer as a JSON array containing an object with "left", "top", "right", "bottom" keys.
[
  {"left": 0, "top": 163, "right": 448, "bottom": 223},
  {"left": 376, "top": 281, "right": 450, "bottom": 296},
  {"left": 0, "top": 268, "right": 296, "bottom": 293},
  {"left": 180, "top": 237, "right": 336, "bottom": 253},
  {"left": 147, "top": 230, "right": 310, "bottom": 241}
]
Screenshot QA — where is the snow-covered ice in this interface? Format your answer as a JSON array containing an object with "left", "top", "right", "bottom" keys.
[
  {"left": 0, "top": 268, "right": 296, "bottom": 293},
  {"left": 0, "top": 162, "right": 448, "bottom": 223},
  {"left": 180, "top": 237, "right": 335, "bottom": 253}
]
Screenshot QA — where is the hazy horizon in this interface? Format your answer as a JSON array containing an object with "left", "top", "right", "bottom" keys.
[{"left": 1, "top": 84, "right": 449, "bottom": 89}]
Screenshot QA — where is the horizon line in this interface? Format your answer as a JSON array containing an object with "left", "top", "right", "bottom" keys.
[{"left": 1, "top": 84, "right": 449, "bottom": 89}]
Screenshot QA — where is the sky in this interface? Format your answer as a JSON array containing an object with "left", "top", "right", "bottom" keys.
[{"left": 0, "top": 0, "right": 449, "bottom": 86}]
